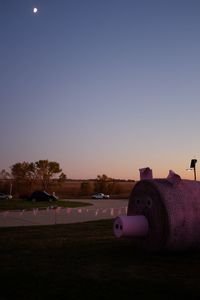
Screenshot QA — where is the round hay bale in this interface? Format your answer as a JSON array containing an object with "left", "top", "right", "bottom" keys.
[{"left": 127, "top": 179, "right": 200, "bottom": 251}]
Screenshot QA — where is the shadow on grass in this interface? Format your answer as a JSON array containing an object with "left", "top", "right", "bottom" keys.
[{"left": 0, "top": 219, "right": 200, "bottom": 299}]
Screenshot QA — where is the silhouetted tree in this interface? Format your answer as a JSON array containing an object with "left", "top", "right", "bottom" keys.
[
  {"left": 0, "top": 169, "right": 11, "bottom": 179},
  {"left": 106, "top": 181, "right": 117, "bottom": 194},
  {"left": 80, "top": 181, "right": 93, "bottom": 196},
  {"left": 58, "top": 172, "right": 67, "bottom": 182},
  {"left": 94, "top": 174, "right": 111, "bottom": 193},
  {"left": 11, "top": 160, "right": 62, "bottom": 193},
  {"left": 11, "top": 162, "right": 36, "bottom": 181},
  {"left": 35, "top": 160, "right": 62, "bottom": 190},
  {"left": 11, "top": 162, "right": 36, "bottom": 195}
]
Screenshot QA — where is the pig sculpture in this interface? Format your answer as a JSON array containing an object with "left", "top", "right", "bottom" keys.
[{"left": 114, "top": 170, "right": 200, "bottom": 251}]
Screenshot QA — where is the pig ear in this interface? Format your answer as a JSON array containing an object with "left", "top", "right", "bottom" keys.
[
  {"left": 167, "top": 170, "right": 181, "bottom": 185},
  {"left": 139, "top": 167, "right": 153, "bottom": 180}
]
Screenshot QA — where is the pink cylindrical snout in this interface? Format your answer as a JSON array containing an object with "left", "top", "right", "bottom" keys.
[{"left": 113, "top": 215, "right": 149, "bottom": 238}]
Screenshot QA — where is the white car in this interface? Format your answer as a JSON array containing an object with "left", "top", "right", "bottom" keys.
[
  {"left": 0, "top": 193, "right": 12, "bottom": 200},
  {"left": 91, "top": 193, "right": 110, "bottom": 199}
]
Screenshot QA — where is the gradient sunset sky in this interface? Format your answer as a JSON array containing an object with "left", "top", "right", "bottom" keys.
[{"left": 1, "top": 0, "right": 200, "bottom": 180}]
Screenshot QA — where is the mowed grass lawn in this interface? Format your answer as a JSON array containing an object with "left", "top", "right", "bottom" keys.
[{"left": 0, "top": 220, "right": 200, "bottom": 299}]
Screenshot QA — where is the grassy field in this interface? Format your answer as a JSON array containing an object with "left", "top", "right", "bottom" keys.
[
  {"left": 56, "top": 180, "right": 136, "bottom": 198},
  {"left": 0, "top": 219, "right": 200, "bottom": 299},
  {"left": 0, "top": 199, "right": 92, "bottom": 211}
]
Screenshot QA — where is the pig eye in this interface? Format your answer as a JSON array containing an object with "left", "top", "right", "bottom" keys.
[{"left": 146, "top": 197, "right": 152, "bottom": 208}]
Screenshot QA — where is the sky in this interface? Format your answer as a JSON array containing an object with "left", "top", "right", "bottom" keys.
[{"left": 1, "top": 0, "right": 200, "bottom": 180}]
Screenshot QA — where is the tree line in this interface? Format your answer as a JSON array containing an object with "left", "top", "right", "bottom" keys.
[
  {"left": 0, "top": 160, "right": 67, "bottom": 196},
  {"left": 0, "top": 161, "right": 126, "bottom": 197}
]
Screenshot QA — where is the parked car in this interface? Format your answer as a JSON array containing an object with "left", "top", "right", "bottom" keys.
[
  {"left": 91, "top": 193, "right": 110, "bottom": 199},
  {"left": 27, "top": 191, "right": 58, "bottom": 202},
  {"left": 0, "top": 193, "right": 12, "bottom": 200}
]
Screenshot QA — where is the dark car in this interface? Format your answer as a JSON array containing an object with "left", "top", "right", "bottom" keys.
[{"left": 28, "top": 191, "right": 58, "bottom": 202}]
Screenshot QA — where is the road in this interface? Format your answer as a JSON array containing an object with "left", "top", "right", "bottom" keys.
[{"left": 0, "top": 199, "right": 128, "bottom": 228}]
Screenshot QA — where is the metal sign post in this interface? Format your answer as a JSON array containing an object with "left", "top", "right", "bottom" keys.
[{"left": 190, "top": 159, "right": 197, "bottom": 181}]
